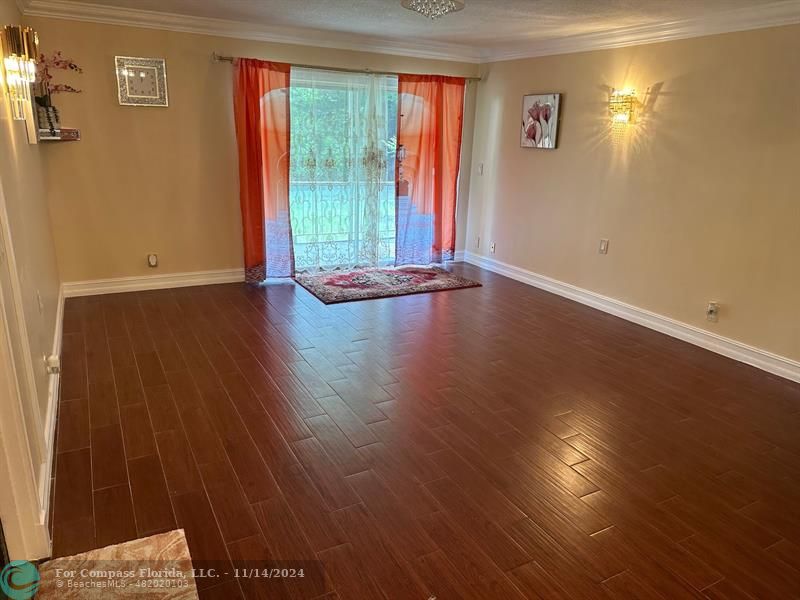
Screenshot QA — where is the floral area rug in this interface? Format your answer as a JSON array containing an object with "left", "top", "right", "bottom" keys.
[
  {"left": 294, "top": 266, "right": 481, "bottom": 304},
  {"left": 37, "top": 529, "right": 198, "bottom": 599}
]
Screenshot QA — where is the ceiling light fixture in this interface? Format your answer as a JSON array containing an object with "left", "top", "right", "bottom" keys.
[
  {"left": 1, "top": 25, "right": 39, "bottom": 120},
  {"left": 401, "top": 0, "right": 465, "bottom": 19}
]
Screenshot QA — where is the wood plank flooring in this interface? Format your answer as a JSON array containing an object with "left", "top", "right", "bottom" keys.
[{"left": 51, "top": 264, "right": 800, "bottom": 598}]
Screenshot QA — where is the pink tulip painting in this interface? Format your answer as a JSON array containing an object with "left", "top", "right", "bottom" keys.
[{"left": 521, "top": 93, "right": 561, "bottom": 149}]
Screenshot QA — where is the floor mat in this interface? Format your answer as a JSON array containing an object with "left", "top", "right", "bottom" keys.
[
  {"left": 295, "top": 265, "right": 481, "bottom": 304},
  {"left": 37, "top": 529, "right": 198, "bottom": 599}
]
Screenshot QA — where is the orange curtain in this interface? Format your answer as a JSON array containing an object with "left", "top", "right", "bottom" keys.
[
  {"left": 396, "top": 74, "right": 465, "bottom": 264},
  {"left": 233, "top": 58, "right": 293, "bottom": 281}
]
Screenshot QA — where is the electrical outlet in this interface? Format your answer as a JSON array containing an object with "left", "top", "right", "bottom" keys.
[
  {"left": 147, "top": 253, "right": 158, "bottom": 268},
  {"left": 706, "top": 301, "right": 719, "bottom": 322},
  {"left": 599, "top": 239, "right": 609, "bottom": 254},
  {"left": 490, "top": 242, "right": 496, "bottom": 254}
]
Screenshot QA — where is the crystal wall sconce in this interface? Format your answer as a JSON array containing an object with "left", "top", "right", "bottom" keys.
[
  {"left": 1, "top": 25, "right": 39, "bottom": 121},
  {"left": 609, "top": 88, "right": 638, "bottom": 124}
]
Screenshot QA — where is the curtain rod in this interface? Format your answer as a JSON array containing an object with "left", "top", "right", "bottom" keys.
[{"left": 211, "top": 52, "right": 481, "bottom": 82}]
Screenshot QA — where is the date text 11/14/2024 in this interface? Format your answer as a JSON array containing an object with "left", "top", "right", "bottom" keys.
[{"left": 195, "top": 568, "right": 307, "bottom": 579}]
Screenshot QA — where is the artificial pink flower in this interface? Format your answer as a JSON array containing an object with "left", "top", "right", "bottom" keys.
[{"left": 37, "top": 51, "right": 83, "bottom": 96}]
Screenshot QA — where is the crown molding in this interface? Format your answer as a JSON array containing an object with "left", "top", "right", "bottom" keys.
[
  {"left": 22, "top": 0, "right": 800, "bottom": 65},
  {"left": 22, "top": 0, "right": 487, "bottom": 63},
  {"left": 482, "top": 0, "right": 800, "bottom": 62}
]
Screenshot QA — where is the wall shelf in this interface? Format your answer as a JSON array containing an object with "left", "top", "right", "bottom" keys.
[{"left": 38, "top": 128, "right": 80, "bottom": 142}]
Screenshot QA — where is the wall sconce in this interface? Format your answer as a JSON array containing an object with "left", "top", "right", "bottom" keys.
[
  {"left": 608, "top": 88, "right": 638, "bottom": 124},
  {"left": 1, "top": 25, "right": 39, "bottom": 121}
]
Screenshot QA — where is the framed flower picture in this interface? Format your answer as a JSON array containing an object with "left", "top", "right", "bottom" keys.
[
  {"left": 521, "top": 93, "right": 560, "bottom": 149},
  {"left": 115, "top": 56, "right": 168, "bottom": 107}
]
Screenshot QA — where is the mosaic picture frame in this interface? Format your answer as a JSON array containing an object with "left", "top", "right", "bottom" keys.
[{"left": 115, "top": 56, "right": 169, "bottom": 107}]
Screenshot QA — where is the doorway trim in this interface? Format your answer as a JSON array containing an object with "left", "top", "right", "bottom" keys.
[{"left": 0, "top": 177, "right": 51, "bottom": 559}]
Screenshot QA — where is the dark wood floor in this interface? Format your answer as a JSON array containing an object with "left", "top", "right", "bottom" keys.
[{"left": 51, "top": 263, "right": 800, "bottom": 598}]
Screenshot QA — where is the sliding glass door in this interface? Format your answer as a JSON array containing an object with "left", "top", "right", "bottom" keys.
[{"left": 289, "top": 68, "right": 398, "bottom": 272}]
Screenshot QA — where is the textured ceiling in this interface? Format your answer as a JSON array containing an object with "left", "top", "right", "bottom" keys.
[
  {"left": 33, "top": 0, "right": 796, "bottom": 61},
  {"left": 48, "top": 0, "right": 780, "bottom": 46}
]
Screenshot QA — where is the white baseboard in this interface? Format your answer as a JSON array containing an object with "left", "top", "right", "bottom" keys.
[
  {"left": 463, "top": 251, "right": 800, "bottom": 384},
  {"left": 453, "top": 250, "right": 466, "bottom": 262},
  {"left": 62, "top": 268, "right": 245, "bottom": 298},
  {"left": 39, "top": 285, "right": 64, "bottom": 530}
]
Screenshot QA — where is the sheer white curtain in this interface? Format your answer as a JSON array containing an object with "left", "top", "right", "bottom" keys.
[{"left": 289, "top": 68, "right": 398, "bottom": 273}]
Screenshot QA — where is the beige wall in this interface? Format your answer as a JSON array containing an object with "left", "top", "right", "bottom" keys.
[
  {"left": 22, "top": 15, "right": 799, "bottom": 363},
  {"left": 26, "top": 17, "right": 480, "bottom": 282},
  {"left": 1, "top": 0, "right": 61, "bottom": 461},
  {"left": 467, "top": 25, "right": 800, "bottom": 362}
]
